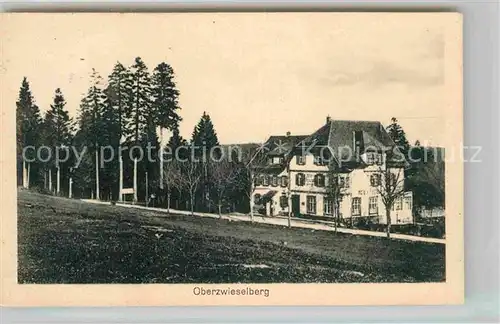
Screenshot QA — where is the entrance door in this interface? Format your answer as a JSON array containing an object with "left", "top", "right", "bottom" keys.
[{"left": 291, "top": 194, "right": 300, "bottom": 217}]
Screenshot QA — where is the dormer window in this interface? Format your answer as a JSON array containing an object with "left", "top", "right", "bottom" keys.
[
  {"left": 269, "top": 157, "right": 284, "bottom": 165},
  {"left": 366, "top": 152, "right": 383, "bottom": 165},
  {"left": 296, "top": 155, "right": 306, "bottom": 165},
  {"left": 313, "top": 155, "right": 328, "bottom": 166}
]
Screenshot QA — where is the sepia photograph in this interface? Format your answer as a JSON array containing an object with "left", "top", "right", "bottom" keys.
[{"left": 0, "top": 12, "right": 463, "bottom": 306}]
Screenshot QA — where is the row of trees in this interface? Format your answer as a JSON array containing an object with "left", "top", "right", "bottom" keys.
[
  {"left": 17, "top": 58, "right": 182, "bottom": 202},
  {"left": 16, "top": 58, "right": 266, "bottom": 216}
]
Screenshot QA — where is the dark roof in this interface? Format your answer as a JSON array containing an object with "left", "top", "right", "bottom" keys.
[
  {"left": 297, "top": 119, "right": 403, "bottom": 167},
  {"left": 264, "top": 135, "right": 308, "bottom": 156},
  {"left": 217, "top": 143, "right": 261, "bottom": 161},
  {"left": 259, "top": 164, "right": 286, "bottom": 175}
]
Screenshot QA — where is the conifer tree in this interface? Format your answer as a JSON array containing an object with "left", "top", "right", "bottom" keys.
[
  {"left": 43, "top": 88, "right": 73, "bottom": 195},
  {"left": 104, "top": 62, "right": 133, "bottom": 201},
  {"left": 129, "top": 57, "right": 153, "bottom": 202},
  {"left": 152, "top": 62, "right": 181, "bottom": 131},
  {"left": 75, "top": 69, "right": 106, "bottom": 199},
  {"left": 191, "top": 111, "right": 219, "bottom": 152},
  {"left": 16, "top": 77, "right": 42, "bottom": 188},
  {"left": 163, "top": 125, "right": 187, "bottom": 208},
  {"left": 386, "top": 117, "right": 410, "bottom": 159},
  {"left": 129, "top": 57, "right": 152, "bottom": 144},
  {"left": 167, "top": 125, "right": 187, "bottom": 153},
  {"left": 100, "top": 92, "right": 121, "bottom": 200},
  {"left": 191, "top": 111, "right": 220, "bottom": 211},
  {"left": 152, "top": 62, "right": 182, "bottom": 190}
]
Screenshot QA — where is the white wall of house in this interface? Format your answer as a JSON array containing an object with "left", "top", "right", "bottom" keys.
[
  {"left": 254, "top": 168, "right": 289, "bottom": 216},
  {"left": 285, "top": 152, "right": 413, "bottom": 224}
]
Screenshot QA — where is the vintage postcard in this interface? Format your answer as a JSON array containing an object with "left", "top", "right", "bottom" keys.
[{"left": 0, "top": 12, "right": 463, "bottom": 306}]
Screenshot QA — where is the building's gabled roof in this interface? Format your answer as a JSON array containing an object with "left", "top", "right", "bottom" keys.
[
  {"left": 259, "top": 164, "right": 286, "bottom": 175},
  {"left": 295, "top": 119, "right": 405, "bottom": 168},
  {"left": 264, "top": 134, "right": 308, "bottom": 157}
]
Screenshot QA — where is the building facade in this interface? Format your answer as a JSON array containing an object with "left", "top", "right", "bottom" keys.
[{"left": 253, "top": 118, "right": 414, "bottom": 225}]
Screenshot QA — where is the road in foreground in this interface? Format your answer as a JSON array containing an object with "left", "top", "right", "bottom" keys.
[{"left": 18, "top": 190, "right": 445, "bottom": 284}]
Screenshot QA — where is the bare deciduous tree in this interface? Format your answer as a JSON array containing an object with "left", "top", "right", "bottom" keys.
[
  {"left": 177, "top": 161, "right": 202, "bottom": 216},
  {"left": 372, "top": 166, "right": 406, "bottom": 238},
  {"left": 325, "top": 164, "right": 350, "bottom": 233},
  {"left": 209, "top": 159, "right": 239, "bottom": 218},
  {"left": 238, "top": 144, "right": 269, "bottom": 222},
  {"left": 162, "top": 159, "right": 182, "bottom": 213}
]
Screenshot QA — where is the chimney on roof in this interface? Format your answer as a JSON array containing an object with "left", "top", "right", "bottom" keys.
[
  {"left": 353, "top": 130, "right": 364, "bottom": 158},
  {"left": 286, "top": 131, "right": 291, "bottom": 137},
  {"left": 326, "top": 115, "right": 331, "bottom": 123}
]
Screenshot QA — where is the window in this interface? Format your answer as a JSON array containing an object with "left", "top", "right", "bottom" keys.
[
  {"left": 369, "top": 196, "right": 378, "bottom": 215},
  {"left": 314, "top": 174, "right": 325, "bottom": 187},
  {"left": 352, "top": 197, "right": 361, "bottom": 216},
  {"left": 395, "top": 197, "right": 403, "bottom": 210},
  {"left": 324, "top": 197, "right": 334, "bottom": 216},
  {"left": 338, "top": 175, "right": 350, "bottom": 188},
  {"left": 280, "top": 194, "right": 288, "bottom": 208},
  {"left": 370, "top": 174, "right": 381, "bottom": 187},
  {"left": 280, "top": 175, "right": 288, "bottom": 187},
  {"left": 254, "top": 176, "right": 262, "bottom": 186},
  {"left": 313, "top": 155, "right": 328, "bottom": 166},
  {"left": 327, "top": 175, "right": 337, "bottom": 187},
  {"left": 254, "top": 194, "right": 261, "bottom": 205},
  {"left": 296, "top": 155, "right": 306, "bottom": 165},
  {"left": 404, "top": 196, "right": 412, "bottom": 210},
  {"left": 271, "top": 157, "right": 283, "bottom": 164},
  {"left": 366, "top": 152, "right": 383, "bottom": 165},
  {"left": 307, "top": 196, "right": 317, "bottom": 214},
  {"left": 271, "top": 175, "right": 278, "bottom": 187},
  {"left": 296, "top": 173, "right": 305, "bottom": 186},
  {"left": 262, "top": 175, "right": 269, "bottom": 186}
]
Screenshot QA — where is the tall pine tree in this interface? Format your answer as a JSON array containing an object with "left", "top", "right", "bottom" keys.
[
  {"left": 128, "top": 57, "right": 153, "bottom": 202},
  {"left": 167, "top": 125, "right": 187, "bottom": 152},
  {"left": 128, "top": 57, "right": 153, "bottom": 145},
  {"left": 16, "top": 77, "right": 42, "bottom": 188},
  {"left": 43, "top": 88, "right": 73, "bottom": 195},
  {"left": 74, "top": 69, "right": 106, "bottom": 199},
  {"left": 386, "top": 117, "right": 410, "bottom": 159},
  {"left": 152, "top": 62, "right": 181, "bottom": 131},
  {"left": 104, "top": 62, "right": 132, "bottom": 201},
  {"left": 105, "top": 62, "right": 133, "bottom": 142},
  {"left": 191, "top": 111, "right": 219, "bottom": 211},
  {"left": 152, "top": 62, "right": 182, "bottom": 191},
  {"left": 191, "top": 111, "right": 219, "bottom": 152}
]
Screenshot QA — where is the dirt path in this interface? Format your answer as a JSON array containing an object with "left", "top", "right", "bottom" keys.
[{"left": 82, "top": 199, "right": 445, "bottom": 244}]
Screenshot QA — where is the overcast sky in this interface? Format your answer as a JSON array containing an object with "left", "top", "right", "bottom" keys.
[{"left": 2, "top": 13, "right": 455, "bottom": 146}]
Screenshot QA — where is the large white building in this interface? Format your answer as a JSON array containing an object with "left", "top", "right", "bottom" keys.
[{"left": 253, "top": 118, "right": 413, "bottom": 225}]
